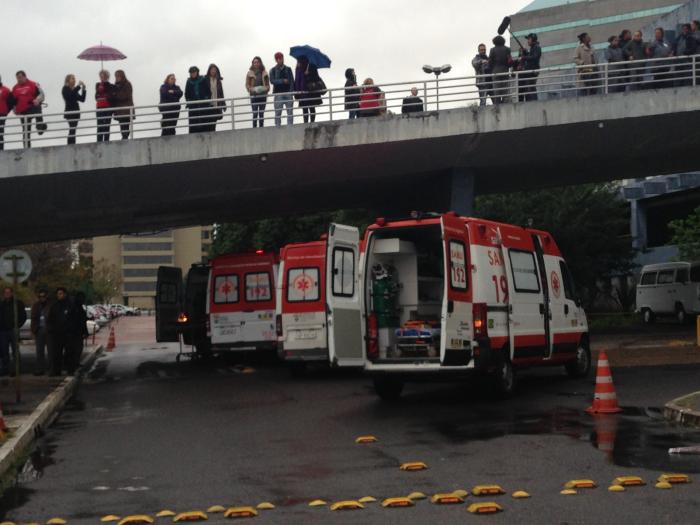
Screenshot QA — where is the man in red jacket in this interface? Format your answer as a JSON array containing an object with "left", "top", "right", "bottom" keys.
[
  {"left": 12, "top": 70, "right": 47, "bottom": 148},
  {"left": 0, "top": 75, "right": 14, "bottom": 151}
]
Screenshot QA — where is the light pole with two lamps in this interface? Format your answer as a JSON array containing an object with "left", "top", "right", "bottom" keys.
[{"left": 422, "top": 64, "right": 452, "bottom": 111}]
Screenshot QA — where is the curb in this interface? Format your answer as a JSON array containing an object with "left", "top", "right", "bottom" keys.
[
  {"left": 664, "top": 391, "right": 700, "bottom": 427},
  {"left": 0, "top": 344, "right": 104, "bottom": 478}
]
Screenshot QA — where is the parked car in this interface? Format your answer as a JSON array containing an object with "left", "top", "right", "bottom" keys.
[
  {"left": 636, "top": 262, "right": 700, "bottom": 324},
  {"left": 20, "top": 307, "right": 32, "bottom": 340}
]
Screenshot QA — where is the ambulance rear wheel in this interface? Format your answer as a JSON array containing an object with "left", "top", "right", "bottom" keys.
[
  {"left": 374, "top": 377, "right": 404, "bottom": 401},
  {"left": 565, "top": 343, "right": 591, "bottom": 378},
  {"left": 493, "top": 358, "right": 516, "bottom": 398}
]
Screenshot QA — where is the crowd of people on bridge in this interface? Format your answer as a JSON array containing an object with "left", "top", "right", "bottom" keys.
[
  {"left": 0, "top": 286, "right": 88, "bottom": 378},
  {"left": 472, "top": 20, "right": 700, "bottom": 104},
  {"left": 2, "top": 19, "right": 700, "bottom": 150}
]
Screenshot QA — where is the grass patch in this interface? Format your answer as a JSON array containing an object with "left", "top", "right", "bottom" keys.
[{"left": 588, "top": 313, "right": 640, "bottom": 331}]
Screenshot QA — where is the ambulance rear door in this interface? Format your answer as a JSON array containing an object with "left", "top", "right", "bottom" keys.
[
  {"left": 440, "top": 214, "right": 472, "bottom": 365},
  {"left": 326, "top": 223, "right": 364, "bottom": 367},
  {"left": 156, "top": 266, "right": 182, "bottom": 343}
]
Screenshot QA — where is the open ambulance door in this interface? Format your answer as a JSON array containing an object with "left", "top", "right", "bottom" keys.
[
  {"left": 440, "top": 213, "right": 472, "bottom": 366},
  {"left": 499, "top": 229, "right": 548, "bottom": 361},
  {"left": 326, "top": 223, "right": 365, "bottom": 367},
  {"left": 156, "top": 266, "right": 183, "bottom": 343}
]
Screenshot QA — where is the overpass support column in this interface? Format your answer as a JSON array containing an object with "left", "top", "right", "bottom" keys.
[{"left": 449, "top": 167, "right": 475, "bottom": 216}]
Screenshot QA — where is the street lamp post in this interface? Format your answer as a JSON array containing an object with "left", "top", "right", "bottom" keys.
[{"left": 422, "top": 64, "right": 452, "bottom": 111}]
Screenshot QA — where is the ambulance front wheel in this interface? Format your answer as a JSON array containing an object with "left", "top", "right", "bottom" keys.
[
  {"left": 493, "top": 358, "right": 516, "bottom": 398},
  {"left": 565, "top": 342, "right": 591, "bottom": 378},
  {"left": 373, "top": 377, "right": 404, "bottom": 401}
]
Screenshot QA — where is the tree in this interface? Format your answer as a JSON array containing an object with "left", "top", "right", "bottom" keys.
[
  {"left": 669, "top": 206, "right": 700, "bottom": 260},
  {"left": 211, "top": 209, "right": 374, "bottom": 257},
  {"left": 89, "top": 259, "right": 122, "bottom": 303},
  {"left": 475, "top": 183, "right": 635, "bottom": 305}
]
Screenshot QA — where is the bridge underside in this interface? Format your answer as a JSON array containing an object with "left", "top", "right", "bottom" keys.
[{"left": 2, "top": 89, "right": 700, "bottom": 246}]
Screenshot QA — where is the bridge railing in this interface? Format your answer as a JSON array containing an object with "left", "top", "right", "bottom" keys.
[{"left": 1, "top": 55, "right": 696, "bottom": 150}]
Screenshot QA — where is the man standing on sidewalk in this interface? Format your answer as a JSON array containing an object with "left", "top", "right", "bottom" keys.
[
  {"left": 269, "top": 52, "right": 294, "bottom": 127},
  {"left": 30, "top": 288, "right": 50, "bottom": 375},
  {"left": 47, "top": 287, "right": 70, "bottom": 376},
  {"left": 0, "top": 287, "right": 27, "bottom": 377}
]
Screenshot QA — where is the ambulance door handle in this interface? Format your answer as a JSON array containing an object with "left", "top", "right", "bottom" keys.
[
  {"left": 447, "top": 300, "right": 454, "bottom": 314},
  {"left": 539, "top": 303, "right": 545, "bottom": 315},
  {"left": 564, "top": 304, "right": 569, "bottom": 316}
]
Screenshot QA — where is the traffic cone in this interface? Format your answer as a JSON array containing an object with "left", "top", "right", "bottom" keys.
[
  {"left": 586, "top": 350, "right": 622, "bottom": 414},
  {"left": 591, "top": 414, "right": 619, "bottom": 460},
  {"left": 106, "top": 326, "right": 116, "bottom": 352},
  {"left": 0, "top": 401, "right": 7, "bottom": 440}
]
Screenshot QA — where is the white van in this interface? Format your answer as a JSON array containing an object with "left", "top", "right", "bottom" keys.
[{"left": 636, "top": 262, "right": 700, "bottom": 324}]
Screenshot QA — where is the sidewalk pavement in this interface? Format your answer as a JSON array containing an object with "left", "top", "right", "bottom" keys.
[
  {"left": 0, "top": 341, "right": 103, "bottom": 479},
  {"left": 665, "top": 391, "right": 700, "bottom": 428},
  {"left": 591, "top": 333, "right": 700, "bottom": 367}
]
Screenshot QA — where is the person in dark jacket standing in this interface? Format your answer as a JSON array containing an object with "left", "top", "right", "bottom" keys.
[
  {"left": 184, "top": 66, "right": 211, "bottom": 133},
  {"left": 471, "top": 44, "right": 491, "bottom": 106},
  {"left": 65, "top": 292, "right": 88, "bottom": 375},
  {"left": 95, "top": 70, "right": 113, "bottom": 142},
  {"left": 0, "top": 287, "right": 26, "bottom": 377},
  {"left": 205, "top": 64, "right": 225, "bottom": 132},
  {"left": 674, "top": 24, "right": 697, "bottom": 86},
  {"left": 624, "top": 30, "right": 647, "bottom": 89},
  {"left": 159, "top": 74, "right": 183, "bottom": 136},
  {"left": 112, "top": 70, "right": 134, "bottom": 139},
  {"left": 646, "top": 28, "right": 673, "bottom": 88},
  {"left": 294, "top": 57, "right": 322, "bottom": 123},
  {"left": 270, "top": 52, "right": 295, "bottom": 127},
  {"left": 518, "top": 33, "right": 541, "bottom": 101},
  {"left": 401, "top": 87, "right": 424, "bottom": 113},
  {"left": 0, "top": 76, "right": 15, "bottom": 151},
  {"left": 62, "top": 74, "right": 86, "bottom": 145},
  {"left": 47, "top": 287, "right": 70, "bottom": 376},
  {"left": 604, "top": 36, "right": 626, "bottom": 92},
  {"left": 489, "top": 36, "right": 513, "bottom": 104},
  {"left": 344, "top": 68, "right": 360, "bottom": 118},
  {"left": 30, "top": 289, "right": 50, "bottom": 375}
]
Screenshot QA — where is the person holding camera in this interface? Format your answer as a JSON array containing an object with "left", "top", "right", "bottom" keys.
[{"left": 62, "top": 74, "right": 86, "bottom": 145}]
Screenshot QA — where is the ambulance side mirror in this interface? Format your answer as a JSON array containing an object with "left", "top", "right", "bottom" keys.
[{"left": 575, "top": 297, "right": 583, "bottom": 308}]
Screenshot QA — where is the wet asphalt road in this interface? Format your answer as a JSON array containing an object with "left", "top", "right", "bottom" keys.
[{"left": 2, "top": 341, "right": 700, "bottom": 524}]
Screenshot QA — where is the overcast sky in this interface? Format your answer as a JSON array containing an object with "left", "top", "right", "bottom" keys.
[{"left": 2, "top": 0, "right": 528, "bottom": 117}]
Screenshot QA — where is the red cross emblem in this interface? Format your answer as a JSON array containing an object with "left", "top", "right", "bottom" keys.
[
  {"left": 293, "top": 273, "right": 314, "bottom": 293},
  {"left": 551, "top": 271, "right": 561, "bottom": 299}
]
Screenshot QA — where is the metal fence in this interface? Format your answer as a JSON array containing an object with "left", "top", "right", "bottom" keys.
[{"left": 1, "top": 55, "right": 696, "bottom": 150}]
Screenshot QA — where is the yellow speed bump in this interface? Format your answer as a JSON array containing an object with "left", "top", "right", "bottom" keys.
[
  {"left": 206, "top": 506, "right": 225, "bottom": 514},
  {"left": 355, "top": 435, "right": 378, "bottom": 444},
  {"left": 173, "top": 512, "right": 208, "bottom": 522},
  {"left": 155, "top": 511, "right": 176, "bottom": 518},
  {"left": 560, "top": 489, "right": 577, "bottom": 495},
  {"left": 407, "top": 492, "right": 427, "bottom": 500},
  {"left": 613, "top": 476, "right": 645, "bottom": 487},
  {"left": 381, "top": 497, "right": 415, "bottom": 508},
  {"left": 564, "top": 480, "right": 597, "bottom": 490},
  {"left": 655, "top": 481, "right": 672, "bottom": 490},
  {"left": 1, "top": 522, "right": 17, "bottom": 525},
  {"left": 308, "top": 500, "right": 327, "bottom": 507},
  {"left": 451, "top": 489, "right": 469, "bottom": 499},
  {"left": 472, "top": 485, "right": 505, "bottom": 496},
  {"left": 330, "top": 501, "right": 364, "bottom": 511},
  {"left": 467, "top": 502, "right": 503, "bottom": 514},
  {"left": 608, "top": 485, "right": 625, "bottom": 492},
  {"left": 431, "top": 493, "right": 464, "bottom": 505},
  {"left": 358, "top": 496, "right": 377, "bottom": 503},
  {"left": 658, "top": 473, "right": 691, "bottom": 484},
  {"left": 101, "top": 516, "right": 121, "bottom": 523},
  {"left": 46, "top": 520, "right": 68, "bottom": 525},
  {"left": 223, "top": 507, "right": 258, "bottom": 519},
  {"left": 512, "top": 491, "right": 530, "bottom": 499},
  {"left": 117, "top": 517, "right": 154, "bottom": 525},
  {"left": 400, "top": 462, "right": 428, "bottom": 471},
  {"left": 256, "top": 502, "right": 275, "bottom": 510}
]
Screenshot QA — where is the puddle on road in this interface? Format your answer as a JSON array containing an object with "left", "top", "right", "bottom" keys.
[
  {"left": 434, "top": 405, "right": 700, "bottom": 473},
  {"left": 0, "top": 442, "right": 54, "bottom": 519}
]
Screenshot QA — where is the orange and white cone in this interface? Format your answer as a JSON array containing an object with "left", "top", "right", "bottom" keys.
[
  {"left": 106, "top": 327, "right": 116, "bottom": 352},
  {"left": 586, "top": 350, "right": 622, "bottom": 414}
]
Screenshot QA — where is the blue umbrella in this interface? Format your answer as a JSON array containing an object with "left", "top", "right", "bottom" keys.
[{"left": 289, "top": 45, "right": 332, "bottom": 69}]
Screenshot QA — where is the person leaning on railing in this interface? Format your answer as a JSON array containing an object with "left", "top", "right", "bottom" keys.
[
  {"left": 62, "top": 74, "right": 86, "bottom": 145},
  {"left": 12, "top": 71, "right": 47, "bottom": 149},
  {"left": 0, "top": 76, "right": 14, "bottom": 151},
  {"left": 358, "top": 78, "right": 384, "bottom": 117},
  {"left": 184, "top": 66, "right": 211, "bottom": 134},
  {"left": 624, "top": 31, "right": 648, "bottom": 90},
  {"left": 158, "top": 74, "right": 183, "bottom": 136},
  {"left": 574, "top": 32, "right": 598, "bottom": 96},
  {"left": 95, "top": 70, "right": 113, "bottom": 142}
]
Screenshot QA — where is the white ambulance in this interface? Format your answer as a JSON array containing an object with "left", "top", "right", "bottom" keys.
[{"left": 278, "top": 212, "right": 590, "bottom": 399}]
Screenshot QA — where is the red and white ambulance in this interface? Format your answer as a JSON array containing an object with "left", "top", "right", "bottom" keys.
[
  {"left": 277, "top": 212, "right": 590, "bottom": 398},
  {"left": 156, "top": 251, "right": 279, "bottom": 355}
]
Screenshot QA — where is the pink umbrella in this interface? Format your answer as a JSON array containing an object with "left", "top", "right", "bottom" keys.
[{"left": 77, "top": 42, "right": 126, "bottom": 70}]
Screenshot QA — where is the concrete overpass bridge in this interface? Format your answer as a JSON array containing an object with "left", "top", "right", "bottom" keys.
[{"left": 2, "top": 63, "right": 700, "bottom": 246}]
